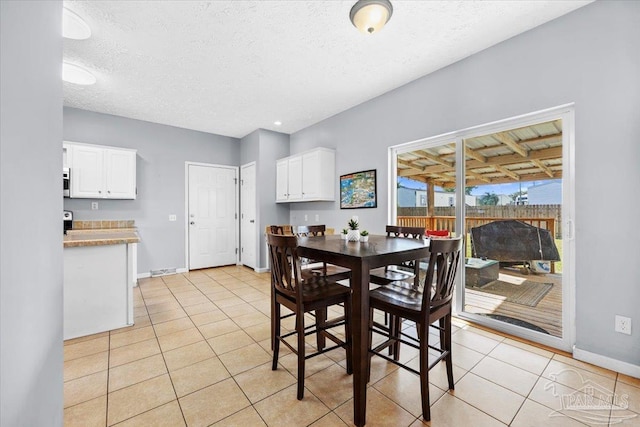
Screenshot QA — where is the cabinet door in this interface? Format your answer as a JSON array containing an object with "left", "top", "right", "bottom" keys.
[
  {"left": 287, "top": 155, "right": 303, "bottom": 201},
  {"left": 275, "top": 159, "right": 289, "bottom": 202},
  {"left": 105, "top": 149, "right": 136, "bottom": 199},
  {"left": 301, "top": 150, "right": 321, "bottom": 199},
  {"left": 70, "top": 144, "right": 104, "bottom": 198}
]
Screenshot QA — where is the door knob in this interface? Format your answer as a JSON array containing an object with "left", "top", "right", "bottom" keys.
[{"left": 190, "top": 221, "right": 195, "bottom": 225}]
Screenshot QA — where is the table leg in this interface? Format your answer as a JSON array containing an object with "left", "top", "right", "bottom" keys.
[{"left": 351, "top": 261, "right": 369, "bottom": 426}]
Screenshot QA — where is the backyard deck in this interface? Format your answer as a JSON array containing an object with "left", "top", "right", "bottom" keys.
[{"left": 463, "top": 267, "right": 563, "bottom": 338}]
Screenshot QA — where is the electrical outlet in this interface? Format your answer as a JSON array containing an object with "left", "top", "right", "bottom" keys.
[
  {"left": 91, "top": 202, "right": 98, "bottom": 210},
  {"left": 304, "top": 214, "right": 308, "bottom": 221},
  {"left": 615, "top": 315, "right": 631, "bottom": 335},
  {"left": 315, "top": 214, "right": 319, "bottom": 221},
  {"left": 169, "top": 215, "right": 177, "bottom": 221}
]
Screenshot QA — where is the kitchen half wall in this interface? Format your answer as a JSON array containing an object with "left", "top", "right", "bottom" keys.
[{"left": 63, "top": 107, "right": 240, "bottom": 275}]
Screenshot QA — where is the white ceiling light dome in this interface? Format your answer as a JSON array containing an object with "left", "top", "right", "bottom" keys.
[
  {"left": 63, "top": 62, "right": 96, "bottom": 85},
  {"left": 350, "top": 0, "right": 393, "bottom": 35},
  {"left": 63, "top": 7, "right": 91, "bottom": 40}
]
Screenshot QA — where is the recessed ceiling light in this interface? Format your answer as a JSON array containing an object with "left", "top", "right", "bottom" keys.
[
  {"left": 62, "top": 62, "right": 96, "bottom": 85},
  {"left": 274, "top": 121, "right": 282, "bottom": 126},
  {"left": 62, "top": 8, "right": 91, "bottom": 40}
]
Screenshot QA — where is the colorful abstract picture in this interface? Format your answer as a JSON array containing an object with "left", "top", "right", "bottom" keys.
[{"left": 340, "top": 169, "right": 377, "bottom": 209}]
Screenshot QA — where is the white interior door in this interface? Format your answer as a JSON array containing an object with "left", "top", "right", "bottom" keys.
[
  {"left": 241, "top": 162, "right": 257, "bottom": 269},
  {"left": 188, "top": 164, "right": 237, "bottom": 270}
]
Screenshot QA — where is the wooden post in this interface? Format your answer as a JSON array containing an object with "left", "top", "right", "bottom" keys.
[{"left": 426, "top": 178, "right": 434, "bottom": 230}]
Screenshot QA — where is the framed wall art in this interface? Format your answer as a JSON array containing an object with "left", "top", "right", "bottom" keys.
[{"left": 340, "top": 169, "right": 377, "bottom": 209}]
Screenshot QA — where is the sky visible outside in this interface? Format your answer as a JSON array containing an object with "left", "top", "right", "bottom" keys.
[{"left": 398, "top": 176, "right": 559, "bottom": 196}]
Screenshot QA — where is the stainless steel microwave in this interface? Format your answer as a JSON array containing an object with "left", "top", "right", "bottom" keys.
[{"left": 63, "top": 168, "right": 70, "bottom": 198}]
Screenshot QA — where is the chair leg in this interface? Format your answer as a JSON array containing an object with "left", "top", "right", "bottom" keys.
[
  {"left": 296, "top": 312, "right": 306, "bottom": 400},
  {"left": 444, "top": 314, "right": 454, "bottom": 390},
  {"left": 418, "top": 321, "right": 431, "bottom": 421},
  {"left": 272, "top": 302, "right": 281, "bottom": 371},
  {"left": 344, "top": 299, "right": 353, "bottom": 375},
  {"left": 392, "top": 315, "right": 402, "bottom": 361},
  {"left": 367, "top": 307, "right": 374, "bottom": 383},
  {"left": 387, "top": 313, "right": 394, "bottom": 356},
  {"left": 316, "top": 308, "right": 327, "bottom": 351},
  {"left": 439, "top": 317, "right": 446, "bottom": 351},
  {"left": 270, "top": 290, "right": 276, "bottom": 351}
]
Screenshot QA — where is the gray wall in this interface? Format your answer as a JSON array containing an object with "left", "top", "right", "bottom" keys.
[
  {"left": 64, "top": 108, "right": 240, "bottom": 274},
  {"left": 256, "top": 130, "right": 290, "bottom": 268},
  {"left": 290, "top": 1, "right": 640, "bottom": 366},
  {"left": 240, "top": 129, "right": 290, "bottom": 269},
  {"left": 1, "top": 1, "right": 64, "bottom": 425}
]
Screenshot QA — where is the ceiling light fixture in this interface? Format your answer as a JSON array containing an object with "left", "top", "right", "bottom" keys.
[
  {"left": 349, "top": 0, "right": 393, "bottom": 35},
  {"left": 274, "top": 121, "right": 282, "bottom": 126},
  {"left": 62, "top": 8, "right": 91, "bottom": 40},
  {"left": 62, "top": 62, "right": 96, "bottom": 85}
]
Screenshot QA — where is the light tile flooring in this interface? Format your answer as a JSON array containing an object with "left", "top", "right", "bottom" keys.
[{"left": 64, "top": 266, "right": 640, "bottom": 427}]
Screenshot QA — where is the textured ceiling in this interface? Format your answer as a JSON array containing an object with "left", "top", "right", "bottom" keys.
[{"left": 63, "top": 1, "right": 591, "bottom": 138}]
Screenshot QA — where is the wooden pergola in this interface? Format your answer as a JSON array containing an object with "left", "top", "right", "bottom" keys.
[{"left": 397, "top": 119, "right": 563, "bottom": 216}]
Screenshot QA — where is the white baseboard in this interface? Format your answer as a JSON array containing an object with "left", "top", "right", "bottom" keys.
[
  {"left": 254, "top": 267, "right": 269, "bottom": 273},
  {"left": 573, "top": 346, "right": 640, "bottom": 378},
  {"left": 177, "top": 267, "right": 188, "bottom": 274}
]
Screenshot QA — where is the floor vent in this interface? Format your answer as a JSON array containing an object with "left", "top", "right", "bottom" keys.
[{"left": 150, "top": 268, "right": 177, "bottom": 277}]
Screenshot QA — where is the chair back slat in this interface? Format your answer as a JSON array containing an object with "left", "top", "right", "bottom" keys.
[
  {"left": 270, "top": 225, "right": 285, "bottom": 235},
  {"left": 386, "top": 225, "right": 425, "bottom": 239},
  {"left": 294, "top": 225, "right": 326, "bottom": 237},
  {"left": 423, "top": 237, "right": 463, "bottom": 310},
  {"left": 267, "top": 234, "right": 303, "bottom": 298}
]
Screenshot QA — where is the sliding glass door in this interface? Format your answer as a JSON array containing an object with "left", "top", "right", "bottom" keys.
[{"left": 390, "top": 106, "right": 574, "bottom": 351}]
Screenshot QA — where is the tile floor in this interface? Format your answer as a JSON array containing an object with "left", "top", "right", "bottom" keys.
[{"left": 64, "top": 266, "right": 640, "bottom": 426}]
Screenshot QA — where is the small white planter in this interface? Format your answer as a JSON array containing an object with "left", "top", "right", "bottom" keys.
[
  {"left": 360, "top": 235, "right": 369, "bottom": 242},
  {"left": 347, "top": 229, "right": 360, "bottom": 242},
  {"left": 341, "top": 233, "right": 348, "bottom": 240}
]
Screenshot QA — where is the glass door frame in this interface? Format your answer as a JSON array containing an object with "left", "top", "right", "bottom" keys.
[{"left": 389, "top": 104, "right": 575, "bottom": 352}]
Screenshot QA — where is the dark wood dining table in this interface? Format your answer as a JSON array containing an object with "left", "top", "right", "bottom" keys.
[{"left": 296, "top": 234, "right": 430, "bottom": 426}]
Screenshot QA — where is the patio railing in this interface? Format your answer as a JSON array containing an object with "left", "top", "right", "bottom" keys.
[{"left": 397, "top": 216, "right": 556, "bottom": 237}]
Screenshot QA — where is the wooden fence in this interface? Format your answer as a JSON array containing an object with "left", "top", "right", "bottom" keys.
[{"left": 398, "top": 204, "right": 562, "bottom": 238}]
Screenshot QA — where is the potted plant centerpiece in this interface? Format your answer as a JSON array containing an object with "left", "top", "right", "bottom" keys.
[
  {"left": 347, "top": 216, "right": 360, "bottom": 242},
  {"left": 341, "top": 228, "right": 349, "bottom": 240},
  {"left": 360, "top": 230, "right": 369, "bottom": 242}
]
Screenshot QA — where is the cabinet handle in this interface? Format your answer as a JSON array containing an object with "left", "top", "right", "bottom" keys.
[
  {"left": 190, "top": 221, "right": 195, "bottom": 225},
  {"left": 98, "top": 190, "right": 102, "bottom": 194},
  {"left": 107, "top": 190, "right": 111, "bottom": 194}
]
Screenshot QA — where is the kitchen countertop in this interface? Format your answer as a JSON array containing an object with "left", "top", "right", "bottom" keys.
[{"left": 64, "top": 228, "right": 140, "bottom": 248}]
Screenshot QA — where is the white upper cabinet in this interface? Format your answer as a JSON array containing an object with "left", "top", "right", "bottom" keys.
[
  {"left": 287, "top": 155, "right": 303, "bottom": 201},
  {"left": 276, "top": 148, "right": 335, "bottom": 203},
  {"left": 65, "top": 141, "right": 137, "bottom": 199},
  {"left": 275, "top": 159, "right": 290, "bottom": 202}
]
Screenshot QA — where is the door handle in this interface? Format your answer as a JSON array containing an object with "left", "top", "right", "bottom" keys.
[
  {"left": 190, "top": 221, "right": 195, "bottom": 225},
  {"left": 249, "top": 220, "right": 255, "bottom": 223}
]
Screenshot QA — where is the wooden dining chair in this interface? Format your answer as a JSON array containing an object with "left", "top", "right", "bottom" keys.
[
  {"left": 368, "top": 236, "right": 463, "bottom": 421},
  {"left": 267, "top": 233, "right": 353, "bottom": 399},
  {"left": 294, "top": 225, "right": 351, "bottom": 282},
  {"left": 370, "top": 225, "right": 426, "bottom": 286}
]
